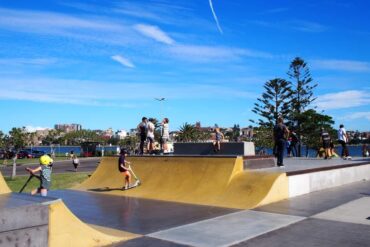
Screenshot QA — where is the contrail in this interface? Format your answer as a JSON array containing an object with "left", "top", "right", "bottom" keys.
[{"left": 209, "top": 0, "right": 223, "bottom": 34}]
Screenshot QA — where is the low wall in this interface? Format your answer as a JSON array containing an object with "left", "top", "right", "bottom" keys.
[
  {"left": 0, "top": 203, "right": 49, "bottom": 246},
  {"left": 288, "top": 163, "right": 370, "bottom": 197},
  {"left": 174, "top": 142, "right": 255, "bottom": 156}
]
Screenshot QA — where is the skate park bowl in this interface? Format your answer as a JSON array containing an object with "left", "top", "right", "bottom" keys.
[
  {"left": 75, "top": 156, "right": 289, "bottom": 209},
  {"left": 0, "top": 171, "right": 135, "bottom": 247}
]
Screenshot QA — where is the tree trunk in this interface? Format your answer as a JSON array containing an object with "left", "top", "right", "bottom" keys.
[{"left": 11, "top": 156, "right": 17, "bottom": 179}]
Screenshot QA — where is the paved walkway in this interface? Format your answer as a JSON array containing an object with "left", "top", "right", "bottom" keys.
[{"left": 48, "top": 179, "right": 370, "bottom": 246}]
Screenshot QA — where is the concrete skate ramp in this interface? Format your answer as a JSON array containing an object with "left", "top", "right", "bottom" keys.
[
  {"left": 0, "top": 171, "right": 11, "bottom": 194},
  {"left": 49, "top": 200, "right": 128, "bottom": 247},
  {"left": 76, "top": 157, "right": 288, "bottom": 209},
  {"left": 0, "top": 171, "right": 131, "bottom": 247}
]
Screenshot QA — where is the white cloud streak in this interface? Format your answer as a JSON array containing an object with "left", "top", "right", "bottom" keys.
[
  {"left": 111, "top": 55, "right": 135, "bottom": 68},
  {"left": 167, "top": 45, "right": 273, "bottom": 62},
  {"left": 209, "top": 0, "right": 223, "bottom": 34},
  {"left": 134, "top": 24, "right": 174, "bottom": 45},
  {"left": 341, "top": 112, "right": 370, "bottom": 121},
  {"left": 311, "top": 59, "right": 370, "bottom": 72},
  {"left": 252, "top": 20, "right": 327, "bottom": 33},
  {"left": 0, "top": 77, "right": 255, "bottom": 107},
  {"left": 316, "top": 90, "right": 370, "bottom": 110},
  {"left": 0, "top": 8, "right": 136, "bottom": 45},
  {"left": 0, "top": 58, "right": 57, "bottom": 66}
]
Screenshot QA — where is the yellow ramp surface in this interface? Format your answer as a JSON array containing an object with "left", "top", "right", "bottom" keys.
[
  {"left": 49, "top": 200, "right": 132, "bottom": 247},
  {"left": 76, "top": 157, "right": 288, "bottom": 209},
  {"left": 0, "top": 171, "right": 11, "bottom": 194}
]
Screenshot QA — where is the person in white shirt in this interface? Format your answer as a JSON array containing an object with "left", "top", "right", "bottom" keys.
[
  {"left": 338, "top": 124, "right": 350, "bottom": 159},
  {"left": 161, "top": 118, "right": 170, "bottom": 153},
  {"left": 146, "top": 118, "right": 155, "bottom": 154}
]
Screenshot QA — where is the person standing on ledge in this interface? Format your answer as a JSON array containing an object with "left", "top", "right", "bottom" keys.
[
  {"left": 273, "top": 117, "right": 289, "bottom": 167},
  {"left": 338, "top": 124, "right": 351, "bottom": 159},
  {"left": 161, "top": 118, "right": 170, "bottom": 154},
  {"left": 146, "top": 118, "right": 155, "bottom": 154},
  {"left": 137, "top": 117, "right": 148, "bottom": 155}
]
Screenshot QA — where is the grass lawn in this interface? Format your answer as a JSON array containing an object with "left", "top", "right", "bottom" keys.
[{"left": 5, "top": 172, "right": 90, "bottom": 193}]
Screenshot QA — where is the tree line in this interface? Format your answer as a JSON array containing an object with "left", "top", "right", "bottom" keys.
[{"left": 251, "top": 57, "right": 335, "bottom": 156}]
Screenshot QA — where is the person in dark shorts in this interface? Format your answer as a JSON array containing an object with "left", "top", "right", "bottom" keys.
[
  {"left": 137, "top": 117, "right": 148, "bottom": 155},
  {"left": 289, "top": 130, "right": 299, "bottom": 157},
  {"left": 320, "top": 128, "right": 331, "bottom": 159},
  {"left": 338, "top": 124, "right": 350, "bottom": 159},
  {"left": 273, "top": 117, "right": 289, "bottom": 167},
  {"left": 26, "top": 154, "right": 53, "bottom": 197},
  {"left": 118, "top": 148, "right": 131, "bottom": 190},
  {"left": 146, "top": 118, "right": 155, "bottom": 154}
]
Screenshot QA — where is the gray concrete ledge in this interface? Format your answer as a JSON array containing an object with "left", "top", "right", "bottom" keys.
[{"left": 174, "top": 142, "right": 255, "bottom": 156}]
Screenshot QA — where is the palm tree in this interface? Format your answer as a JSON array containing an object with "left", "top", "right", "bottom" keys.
[{"left": 177, "top": 123, "right": 198, "bottom": 142}]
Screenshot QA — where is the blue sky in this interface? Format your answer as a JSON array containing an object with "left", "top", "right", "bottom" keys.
[{"left": 0, "top": 0, "right": 369, "bottom": 132}]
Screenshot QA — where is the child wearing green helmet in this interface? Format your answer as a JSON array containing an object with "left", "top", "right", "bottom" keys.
[{"left": 26, "top": 154, "right": 53, "bottom": 196}]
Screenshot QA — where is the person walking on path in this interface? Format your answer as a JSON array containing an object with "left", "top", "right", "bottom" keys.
[
  {"left": 70, "top": 150, "right": 79, "bottom": 172},
  {"left": 137, "top": 117, "right": 148, "bottom": 155},
  {"left": 338, "top": 124, "right": 350, "bottom": 159},
  {"left": 118, "top": 149, "right": 132, "bottom": 190},
  {"left": 273, "top": 117, "right": 289, "bottom": 167},
  {"left": 320, "top": 128, "right": 331, "bottom": 159},
  {"left": 289, "top": 130, "right": 299, "bottom": 157},
  {"left": 161, "top": 118, "right": 170, "bottom": 154},
  {"left": 146, "top": 118, "right": 155, "bottom": 154},
  {"left": 26, "top": 154, "right": 53, "bottom": 197}
]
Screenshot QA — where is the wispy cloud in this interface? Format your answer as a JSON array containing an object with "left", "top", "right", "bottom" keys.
[
  {"left": 111, "top": 55, "right": 135, "bottom": 68},
  {"left": 311, "top": 59, "right": 370, "bottom": 72},
  {"left": 167, "top": 45, "right": 273, "bottom": 62},
  {"left": 0, "top": 58, "right": 57, "bottom": 66},
  {"left": 0, "top": 8, "right": 135, "bottom": 45},
  {"left": 316, "top": 90, "right": 370, "bottom": 110},
  {"left": 259, "top": 8, "right": 289, "bottom": 14},
  {"left": 134, "top": 24, "right": 174, "bottom": 45},
  {"left": 208, "top": 0, "right": 223, "bottom": 34},
  {"left": 0, "top": 76, "right": 255, "bottom": 107},
  {"left": 341, "top": 112, "right": 370, "bottom": 121},
  {"left": 252, "top": 20, "right": 327, "bottom": 33}
]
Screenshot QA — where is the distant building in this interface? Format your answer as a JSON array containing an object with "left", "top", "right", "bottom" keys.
[
  {"left": 115, "top": 130, "right": 128, "bottom": 140},
  {"left": 102, "top": 128, "right": 114, "bottom": 139},
  {"left": 241, "top": 127, "right": 253, "bottom": 139},
  {"left": 195, "top": 121, "right": 214, "bottom": 132},
  {"left": 54, "top": 124, "right": 82, "bottom": 133},
  {"left": 128, "top": 128, "right": 138, "bottom": 137}
]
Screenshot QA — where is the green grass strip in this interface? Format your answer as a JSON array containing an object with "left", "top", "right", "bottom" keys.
[{"left": 5, "top": 172, "right": 90, "bottom": 193}]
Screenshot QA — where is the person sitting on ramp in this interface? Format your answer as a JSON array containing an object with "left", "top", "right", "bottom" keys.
[
  {"left": 26, "top": 154, "right": 53, "bottom": 197},
  {"left": 118, "top": 148, "right": 132, "bottom": 190}
]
